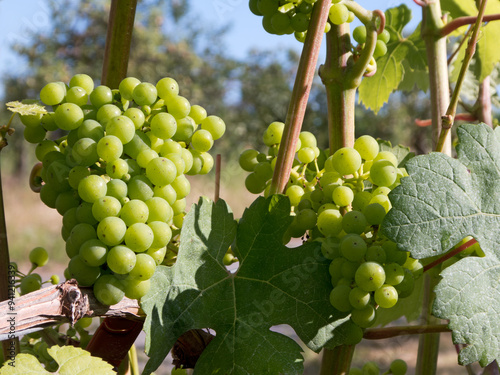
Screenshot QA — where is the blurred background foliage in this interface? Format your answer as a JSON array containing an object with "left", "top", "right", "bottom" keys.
[{"left": 0, "top": 0, "right": 434, "bottom": 180}]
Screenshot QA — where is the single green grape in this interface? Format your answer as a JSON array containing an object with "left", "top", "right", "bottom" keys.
[{"left": 355, "top": 261, "right": 386, "bottom": 292}]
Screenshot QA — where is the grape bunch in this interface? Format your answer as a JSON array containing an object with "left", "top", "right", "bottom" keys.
[
  {"left": 239, "top": 123, "right": 422, "bottom": 333},
  {"left": 19, "top": 74, "right": 225, "bottom": 305},
  {"left": 349, "top": 359, "right": 408, "bottom": 375},
  {"left": 249, "top": 0, "right": 355, "bottom": 41}
]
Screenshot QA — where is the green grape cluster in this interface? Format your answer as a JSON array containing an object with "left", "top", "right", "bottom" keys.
[
  {"left": 348, "top": 359, "right": 408, "bottom": 375},
  {"left": 249, "top": 0, "right": 356, "bottom": 42},
  {"left": 20, "top": 74, "right": 226, "bottom": 305},
  {"left": 240, "top": 125, "right": 422, "bottom": 332}
]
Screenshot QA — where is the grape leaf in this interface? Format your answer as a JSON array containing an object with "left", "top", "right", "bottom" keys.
[
  {"left": 359, "top": 5, "right": 427, "bottom": 113},
  {"left": 0, "top": 354, "right": 50, "bottom": 374},
  {"left": 141, "top": 196, "right": 351, "bottom": 375},
  {"left": 0, "top": 346, "right": 115, "bottom": 374},
  {"left": 442, "top": 0, "right": 500, "bottom": 82},
  {"left": 6, "top": 101, "right": 47, "bottom": 116},
  {"left": 382, "top": 123, "right": 500, "bottom": 366}
]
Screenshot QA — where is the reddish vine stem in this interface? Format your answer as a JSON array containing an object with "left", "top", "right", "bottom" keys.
[
  {"left": 214, "top": 154, "right": 221, "bottom": 202},
  {"left": 269, "top": 0, "right": 331, "bottom": 195},
  {"left": 436, "top": 0, "right": 488, "bottom": 153},
  {"left": 415, "top": 113, "right": 477, "bottom": 127},
  {"left": 363, "top": 324, "right": 451, "bottom": 340},
  {"left": 86, "top": 0, "right": 140, "bottom": 370},
  {"left": 441, "top": 13, "right": 500, "bottom": 36},
  {"left": 423, "top": 238, "right": 478, "bottom": 273}
]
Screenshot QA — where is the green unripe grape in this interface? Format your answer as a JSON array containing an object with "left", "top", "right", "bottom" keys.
[
  {"left": 66, "top": 86, "right": 88, "bottom": 106},
  {"left": 146, "top": 157, "right": 177, "bottom": 186},
  {"left": 69, "top": 74, "right": 94, "bottom": 94},
  {"left": 369, "top": 194, "right": 391, "bottom": 213},
  {"left": 119, "top": 77, "right": 141, "bottom": 100},
  {"left": 299, "top": 131, "right": 317, "bottom": 148},
  {"left": 40, "top": 81, "right": 66, "bottom": 106},
  {"left": 132, "top": 82, "right": 157, "bottom": 106},
  {"left": 374, "top": 284, "right": 398, "bottom": 308},
  {"left": 106, "top": 116, "right": 135, "bottom": 144},
  {"left": 149, "top": 221, "right": 172, "bottom": 249},
  {"left": 365, "top": 245, "right": 386, "bottom": 264},
  {"left": 332, "top": 186, "right": 354, "bottom": 207},
  {"left": 395, "top": 268, "right": 415, "bottom": 298},
  {"left": 317, "top": 209, "right": 343, "bottom": 237},
  {"left": 329, "top": 284, "right": 352, "bottom": 312},
  {"left": 92, "top": 196, "right": 121, "bottom": 221},
  {"left": 75, "top": 316, "right": 93, "bottom": 329},
  {"left": 201, "top": 115, "right": 225, "bottom": 140},
  {"left": 340, "top": 234, "right": 367, "bottom": 262},
  {"left": 349, "top": 287, "right": 370, "bottom": 310},
  {"left": 23, "top": 125, "right": 46, "bottom": 144},
  {"left": 20, "top": 275, "right": 42, "bottom": 295},
  {"left": 128, "top": 175, "right": 154, "bottom": 201},
  {"left": 378, "top": 29, "right": 391, "bottom": 44},
  {"left": 146, "top": 197, "right": 173, "bottom": 223},
  {"left": 384, "top": 262, "right": 405, "bottom": 285},
  {"left": 286, "top": 185, "right": 304, "bottom": 207},
  {"left": 374, "top": 40, "right": 388, "bottom": 58},
  {"left": 374, "top": 150, "right": 398, "bottom": 167},
  {"left": 352, "top": 191, "right": 372, "bottom": 211},
  {"left": 191, "top": 129, "right": 214, "bottom": 152},
  {"left": 78, "top": 175, "right": 107, "bottom": 203},
  {"left": 106, "top": 158, "right": 129, "bottom": 179},
  {"left": 107, "top": 245, "right": 136, "bottom": 274},
  {"left": 295, "top": 208, "right": 317, "bottom": 230},
  {"left": 128, "top": 253, "right": 156, "bottom": 280},
  {"left": 55, "top": 103, "right": 84, "bottom": 131},
  {"left": 290, "top": 12, "right": 309, "bottom": 32},
  {"left": 189, "top": 105, "right": 207, "bottom": 124},
  {"left": 154, "top": 184, "right": 177, "bottom": 205},
  {"left": 120, "top": 199, "right": 149, "bottom": 226},
  {"left": 168, "top": 95, "right": 191, "bottom": 119},
  {"left": 97, "top": 216, "right": 127, "bottom": 246},
  {"left": 156, "top": 77, "right": 179, "bottom": 100},
  {"left": 107, "top": 179, "right": 128, "bottom": 200},
  {"left": 50, "top": 275, "right": 60, "bottom": 285},
  {"left": 68, "top": 255, "right": 100, "bottom": 286},
  {"left": 80, "top": 239, "right": 108, "bottom": 267},
  {"left": 245, "top": 173, "right": 267, "bottom": 194},
  {"left": 173, "top": 116, "right": 196, "bottom": 142},
  {"left": 78, "top": 119, "right": 104, "bottom": 142},
  {"left": 351, "top": 304, "right": 376, "bottom": 328},
  {"left": 370, "top": 160, "right": 397, "bottom": 187},
  {"left": 89, "top": 85, "right": 113, "bottom": 108},
  {"left": 354, "top": 135, "right": 379, "bottom": 161},
  {"left": 352, "top": 25, "right": 367, "bottom": 44},
  {"left": 329, "top": 3, "right": 349, "bottom": 25},
  {"left": 97, "top": 135, "right": 123, "bottom": 162},
  {"left": 253, "top": 162, "right": 273, "bottom": 181},
  {"left": 29, "top": 247, "right": 49, "bottom": 267},
  {"left": 331, "top": 147, "right": 362, "bottom": 176},
  {"left": 355, "top": 261, "right": 386, "bottom": 292},
  {"left": 239, "top": 149, "right": 259, "bottom": 172},
  {"left": 297, "top": 147, "right": 316, "bottom": 164},
  {"left": 124, "top": 279, "right": 151, "bottom": 300},
  {"left": 362, "top": 203, "right": 387, "bottom": 225},
  {"left": 362, "top": 361, "right": 380, "bottom": 375},
  {"left": 151, "top": 112, "right": 177, "bottom": 140},
  {"left": 124, "top": 107, "right": 145, "bottom": 129},
  {"left": 295, "top": 31, "right": 307, "bottom": 43},
  {"left": 389, "top": 359, "right": 408, "bottom": 375},
  {"left": 93, "top": 274, "right": 125, "bottom": 305}
]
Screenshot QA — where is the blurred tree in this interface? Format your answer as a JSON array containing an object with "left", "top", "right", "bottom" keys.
[{"left": 0, "top": 0, "right": 429, "bottom": 178}]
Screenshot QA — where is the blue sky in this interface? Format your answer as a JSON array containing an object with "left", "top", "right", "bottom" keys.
[{"left": 0, "top": 0, "right": 421, "bottom": 97}]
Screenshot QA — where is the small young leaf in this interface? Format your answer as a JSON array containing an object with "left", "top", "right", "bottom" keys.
[
  {"left": 0, "top": 346, "right": 115, "bottom": 375},
  {"left": 142, "top": 196, "right": 350, "bottom": 375},
  {"left": 6, "top": 101, "right": 47, "bottom": 116}
]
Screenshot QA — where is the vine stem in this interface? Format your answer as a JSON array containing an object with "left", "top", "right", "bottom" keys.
[
  {"left": 435, "top": 0, "right": 488, "bottom": 153},
  {"left": 441, "top": 13, "right": 500, "bottom": 36},
  {"left": 101, "top": 0, "right": 138, "bottom": 88},
  {"left": 86, "top": 0, "right": 139, "bottom": 369},
  {"left": 363, "top": 324, "right": 450, "bottom": 340},
  {"left": 423, "top": 238, "right": 477, "bottom": 273},
  {"left": 269, "top": 0, "right": 331, "bottom": 195}
]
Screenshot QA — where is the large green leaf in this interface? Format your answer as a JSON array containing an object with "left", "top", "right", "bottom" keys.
[
  {"left": 359, "top": 5, "right": 427, "bottom": 112},
  {"left": 0, "top": 346, "right": 115, "bottom": 374},
  {"left": 141, "top": 196, "right": 351, "bottom": 375},
  {"left": 382, "top": 123, "right": 500, "bottom": 365},
  {"left": 443, "top": 0, "right": 500, "bottom": 81}
]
